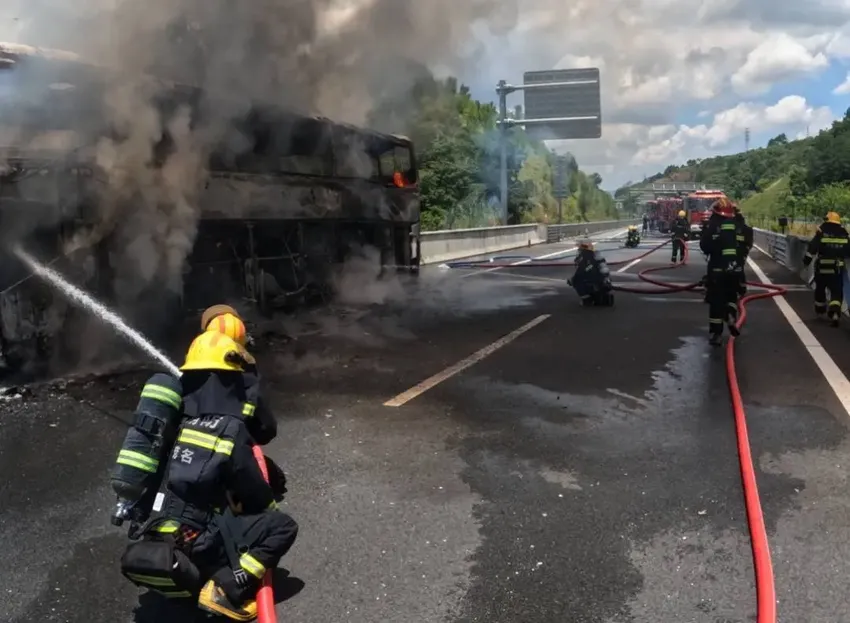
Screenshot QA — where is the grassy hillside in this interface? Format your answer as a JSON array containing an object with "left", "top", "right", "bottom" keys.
[
  {"left": 737, "top": 177, "right": 817, "bottom": 235},
  {"left": 739, "top": 176, "right": 788, "bottom": 220}
]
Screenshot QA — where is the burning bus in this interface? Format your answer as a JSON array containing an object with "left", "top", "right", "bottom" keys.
[{"left": 0, "top": 42, "right": 421, "bottom": 378}]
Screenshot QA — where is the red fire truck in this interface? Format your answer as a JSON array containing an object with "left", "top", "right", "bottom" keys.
[
  {"left": 655, "top": 197, "right": 683, "bottom": 233},
  {"left": 683, "top": 190, "right": 727, "bottom": 234}
]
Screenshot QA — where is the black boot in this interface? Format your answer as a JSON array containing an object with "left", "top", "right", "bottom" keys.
[
  {"left": 709, "top": 332, "right": 723, "bottom": 346},
  {"left": 727, "top": 305, "right": 740, "bottom": 336}
]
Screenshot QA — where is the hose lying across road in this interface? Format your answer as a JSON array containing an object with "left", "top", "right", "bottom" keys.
[{"left": 450, "top": 236, "right": 785, "bottom": 622}]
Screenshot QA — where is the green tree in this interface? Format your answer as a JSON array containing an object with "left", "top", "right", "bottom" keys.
[
  {"left": 788, "top": 164, "right": 809, "bottom": 197},
  {"left": 767, "top": 133, "right": 788, "bottom": 147},
  {"left": 373, "top": 70, "right": 616, "bottom": 229}
]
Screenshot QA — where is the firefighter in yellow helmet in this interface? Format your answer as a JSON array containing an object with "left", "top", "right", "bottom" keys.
[
  {"left": 201, "top": 305, "right": 249, "bottom": 346},
  {"left": 670, "top": 209, "right": 689, "bottom": 263},
  {"left": 803, "top": 211, "right": 850, "bottom": 326},
  {"left": 625, "top": 224, "right": 640, "bottom": 248},
  {"left": 165, "top": 332, "right": 296, "bottom": 620}
]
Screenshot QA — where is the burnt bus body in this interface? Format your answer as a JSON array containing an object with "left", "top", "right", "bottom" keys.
[
  {"left": 0, "top": 43, "right": 421, "bottom": 380},
  {"left": 187, "top": 107, "right": 421, "bottom": 314}
]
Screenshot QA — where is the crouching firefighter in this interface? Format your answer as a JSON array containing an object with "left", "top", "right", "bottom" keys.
[
  {"left": 802, "top": 211, "right": 850, "bottom": 326},
  {"left": 700, "top": 198, "right": 744, "bottom": 345},
  {"left": 567, "top": 239, "right": 614, "bottom": 306},
  {"left": 112, "top": 331, "right": 297, "bottom": 621},
  {"left": 625, "top": 225, "right": 641, "bottom": 248}
]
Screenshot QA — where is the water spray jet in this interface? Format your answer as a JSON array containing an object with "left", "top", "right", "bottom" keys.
[{"left": 11, "top": 245, "right": 181, "bottom": 376}]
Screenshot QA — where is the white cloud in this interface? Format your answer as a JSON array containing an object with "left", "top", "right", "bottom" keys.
[
  {"left": 628, "top": 94, "right": 833, "bottom": 169},
  {"left": 834, "top": 72, "right": 850, "bottom": 94},
  {"left": 731, "top": 34, "right": 829, "bottom": 95},
  {"left": 547, "top": 95, "right": 834, "bottom": 187}
]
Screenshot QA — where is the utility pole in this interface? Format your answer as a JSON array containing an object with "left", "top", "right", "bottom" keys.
[
  {"left": 553, "top": 155, "right": 569, "bottom": 223},
  {"left": 744, "top": 127, "right": 750, "bottom": 152},
  {"left": 496, "top": 80, "right": 514, "bottom": 226},
  {"left": 496, "top": 70, "right": 601, "bottom": 227}
]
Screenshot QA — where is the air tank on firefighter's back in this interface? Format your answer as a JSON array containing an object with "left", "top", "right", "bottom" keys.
[{"left": 109, "top": 373, "right": 184, "bottom": 529}]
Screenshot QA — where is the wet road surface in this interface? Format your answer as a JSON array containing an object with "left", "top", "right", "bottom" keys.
[{"left": 3, "top": 228, "right": 850, "bottom": 622}]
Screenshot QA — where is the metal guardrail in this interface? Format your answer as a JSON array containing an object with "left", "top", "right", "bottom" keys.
[
  {"left": 752, "top": 227, "right": 810, "bottom": 272},
  {"left": 546, "top": 219, "right": 640, "bottom": 243}
]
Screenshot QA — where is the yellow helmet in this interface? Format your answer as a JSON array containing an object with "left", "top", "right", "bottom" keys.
[
  {"left": 181, "top": 331, "right": 255, "bottom": 372},
  {"left": 678, "top": 210, "right": 686, "bottom": 218},
  {"left": 578, "top": 238, "right": 594, "bottom": 250},
  {"left": 204, "top": 312, "right": 247, "bottom": 346},
  {"left": 826, "top": 211, "right": 841, "bottom": 224},
  {"left": 628, "top": 224, "right": 637, "bottom": 230},
  {"left": 200, "top": 304, "right": 240, "bottom": 330}
]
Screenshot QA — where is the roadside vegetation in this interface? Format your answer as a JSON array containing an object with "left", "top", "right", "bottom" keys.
[{"left": 369, "top": 76, "right": 617, "bottom": 231}]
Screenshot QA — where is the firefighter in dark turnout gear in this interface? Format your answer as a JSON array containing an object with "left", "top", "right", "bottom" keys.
[
  {"left": 161, "top": 332, "right": 296, "bottom": 621},
  {"left": 802, "top": 211, "right": 850, "bottom": 326},
  {"left": 734, "top": 205, "right": 754, "bottom": 296},
  {"left": 567, "top": 239, "right": 614, "bottom": 306},
  {"left": 670, "top": 210, "right": 689, "bottom": 263},
  {"left": 700, "top": 198, "right": 744, "bottom": 345}
]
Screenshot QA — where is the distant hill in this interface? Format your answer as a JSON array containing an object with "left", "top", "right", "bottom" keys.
[
  {"left": 617, "top": 110, "right": 850, "bottom": 232},
  {"left": 633, "top": 133, "right": 813, "bottom": 197},
  {"left": 615, "top": 132, "right": 822, "bottom": 229}
]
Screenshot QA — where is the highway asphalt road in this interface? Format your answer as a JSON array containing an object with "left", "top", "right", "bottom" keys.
[{"left": 3, "top": 227, "right": 850, "bottom": 622}]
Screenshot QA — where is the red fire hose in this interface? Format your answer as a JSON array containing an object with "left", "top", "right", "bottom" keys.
[
  {"left": 252, "top": 445, "right": 277, "bottom": 623},
  {"left": 612, "top": 240, "right": 699, "bottom": 294},
  {"left": 622, "top": 239, "right": 782, "bottom": 623},
  {"left": 726, "top": 279, "right": 785, "bottom": 623}
]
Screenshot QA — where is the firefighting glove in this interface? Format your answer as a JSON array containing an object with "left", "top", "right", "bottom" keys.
[{"left": 802, "top": 256, "right": 812, "bottom": 268}]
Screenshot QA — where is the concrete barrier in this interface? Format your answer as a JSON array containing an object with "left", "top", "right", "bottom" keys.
[{"left": 420, "top": 219, "right": 641, "bottom": 264}]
